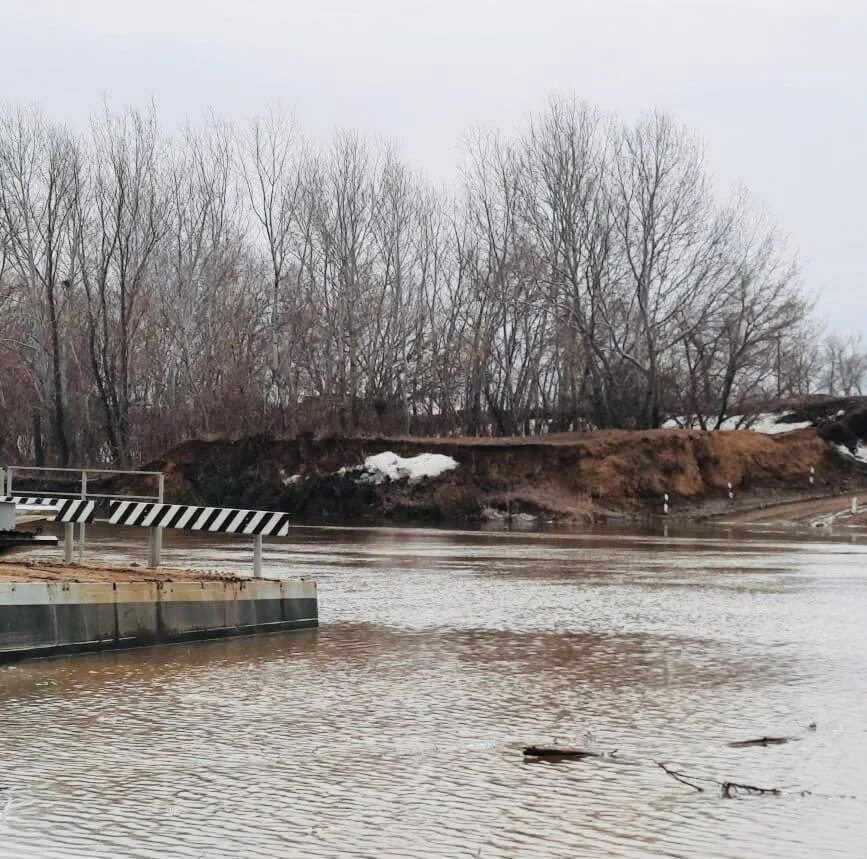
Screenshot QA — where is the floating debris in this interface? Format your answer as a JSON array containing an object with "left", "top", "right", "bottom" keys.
[
  {"left": 728, "top": 736, "right": 793, "bottom": 748},
  {"left": 523, "top": 745, "right": 604, "bottom": 760}
]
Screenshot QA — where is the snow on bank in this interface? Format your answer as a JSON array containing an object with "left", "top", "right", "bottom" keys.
[
  {"left": 833, "top": 443, "right": 867, "bottom": 465},
  {"left": 352, "top": 451, "right": 458, "bottom": 485},
  {"left": 663, "top": 411, "right": 812, "bottom": 434},
  {"left": 744, "top": 412, "right": 813, "bottom": 434}
]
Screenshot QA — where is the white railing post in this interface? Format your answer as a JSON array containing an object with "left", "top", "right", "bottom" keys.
[
  {"left": 0, "top": 468, "right": 5, "bottom": 497},
  {"left": 6, "top": 467, "right": 12, "bottom": 497},
  {"left": 148, "top": 528, "right": 161, "bottom": 568},
  {"left": 78, "top": 470, "right": 87, "bottom": 563},
  {"left": 149, "top": 473, "right": 165, "bottom": 569},
  {"left": 253, "top": 534, "right": 263, "bottom": 578},
  {"left": 852, "top": 497, "right": 858, "bottom": 516}
]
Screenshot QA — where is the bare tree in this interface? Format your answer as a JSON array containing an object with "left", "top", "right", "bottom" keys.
[
  {"left": 237, "top": 110, "right": 308, "bottom": 433},
  {"left": 676, "top": 204, "right": 806, "bottom": 427},
  {"left": 0, "top": 97, "right": 850, "bottom": 463},
  {"left": 609, "top": 112, "right": 736, "bottom": 427},
  {"left": 77, "top": 104, "right": 167, "bottom": 464},
  {"left": 0, "top": 105, "right": 80, "bottom": 464},
  {"left": 825, "top": 332, "right": 866, "bottom": 396}
]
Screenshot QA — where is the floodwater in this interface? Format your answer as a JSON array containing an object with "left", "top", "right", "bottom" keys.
[{"left": 2, "top": 524, "right": 867, "bottom": 858}]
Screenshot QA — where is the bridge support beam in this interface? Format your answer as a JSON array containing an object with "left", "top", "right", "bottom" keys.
[
  {"left": 148, "top": 527, "right": 162, "bottom": 569},
  {"left": 64, "top": 523, "right": 74, "bottom": 564},
  {"left": 253, "top": 534, "right": 263, "bottom": 578}
]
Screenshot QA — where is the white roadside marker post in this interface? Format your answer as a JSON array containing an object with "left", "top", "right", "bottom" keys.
[
  {"left": 253, "top": 534, "right": 263, "bottom": 578},
  {"left": 148, "top": 474, "right": 165, "bottom": 569},
  {"left": 727, "top": 481, "right": 734, "bottom": 501},
  {"left": 809, "top": 466, "right": 815, "bottom": 487},
  {"left": 663, "top": 493, "right": 669, "bottom": 515},
  {"left": 78, "top": 471, "right": 87, "bottom": 563},
  {"left": 852, "top": 497, "right": 858, "bottom": 515}
]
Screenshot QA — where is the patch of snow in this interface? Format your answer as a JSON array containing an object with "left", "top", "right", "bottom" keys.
[
  {"left": 747, "top": 413, "right": 813, "bottom": 435},
  {"left": 355, "top": 451, "right": 458, "bottom": 485},
  {"left": 279, "top": 469, "right": 302, "bottom": 485},
  {"left": 833, "top": 443, "right": 867, "bottom": 465},
  {"left": 664, "top": 411, "right": 812, "bottom": 434}
]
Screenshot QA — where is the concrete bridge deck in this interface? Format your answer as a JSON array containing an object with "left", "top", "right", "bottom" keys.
[{"left": 0, "top": 559, "right": 318, "bottom": 662}]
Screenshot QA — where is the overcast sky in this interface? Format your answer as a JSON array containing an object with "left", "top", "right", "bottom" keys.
[{"left": 3, "top": 0, "right": 864, "bottom": 333}]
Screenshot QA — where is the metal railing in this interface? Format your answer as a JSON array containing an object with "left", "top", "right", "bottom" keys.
[
  {"left": 0, "top": 467, "right": 288, "bottom": 578},
  {"left": 0, "top": 466, "right": 165, "bottom": 565}
]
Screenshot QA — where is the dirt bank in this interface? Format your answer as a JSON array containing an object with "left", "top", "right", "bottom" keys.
[{"left": 133, "top": 426, "right": 866, "bottom": 525}]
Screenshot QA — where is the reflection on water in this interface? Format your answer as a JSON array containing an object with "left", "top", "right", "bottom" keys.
[{"left": 2, "top": 525, "right": 867, "bottom": 857}]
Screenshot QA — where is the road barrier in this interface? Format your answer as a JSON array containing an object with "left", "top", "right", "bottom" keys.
[
  {"left": 1, "top": 465, "right": 164, "bottom": 564},
  {"left": 0, "top": 496, "right": 96, "bottom": 524},
  {"left": 1, "top": 465, "right": 293, "bottom": 577},
  {"left": 107, "top": 501, "right": 291, "bottom": 577},
  {"left": 106, "top": 501, "right": 291, "bottom": 536}
]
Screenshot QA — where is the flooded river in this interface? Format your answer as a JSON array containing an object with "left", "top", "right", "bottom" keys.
[{"left": 2, "top": 524, "right": 867, "bottom": 857}]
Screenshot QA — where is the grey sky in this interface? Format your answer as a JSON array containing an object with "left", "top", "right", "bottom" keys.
[{"left": 3, "top": 0, "right": 865, "bottom": 332}]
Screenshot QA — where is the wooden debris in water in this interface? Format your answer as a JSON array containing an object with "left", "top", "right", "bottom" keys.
[
  {"left": 727, "top": 736, "right": 793, "bottom": 748},
  {"left": 522, "top": 745, "right": 602, "bottom": 760}
]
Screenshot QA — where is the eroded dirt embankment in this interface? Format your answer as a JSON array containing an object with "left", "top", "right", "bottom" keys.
[{"left": 137, "top": 427, "right": 867, "bottom": 525}]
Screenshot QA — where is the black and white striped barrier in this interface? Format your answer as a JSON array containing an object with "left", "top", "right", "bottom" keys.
[
  {"left": 107, "top": 501, "right": 291, "bottom": 536},
  {"left": 107, "top": 501, "right": 292, "bottom": 576},
  {"left": 1, "top": 496, "right": 97, "bottom": 564},
  {"left": 0, "top": 496, "right": 96, "bottom": 523}
]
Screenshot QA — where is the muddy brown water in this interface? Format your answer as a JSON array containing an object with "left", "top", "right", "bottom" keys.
[{"left": 1, "top": 523, "right": 867, "bottom": 858}]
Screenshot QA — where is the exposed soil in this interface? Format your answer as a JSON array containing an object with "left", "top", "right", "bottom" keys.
[
  {"left": 11, "top": 398, "right": 865, "bottom": 527},
  {"left": 122, "top": 425, "right": 867, "bottom": 525}
]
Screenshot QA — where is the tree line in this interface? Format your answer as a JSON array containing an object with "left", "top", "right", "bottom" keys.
[{"left": 0, "top": 97, "right": 863, "bottom": 466}]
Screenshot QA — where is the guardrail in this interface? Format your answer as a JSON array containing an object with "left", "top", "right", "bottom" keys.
[
  {"left": 107, "top": 501, "right": 292, "bottom": 576},
  {"left": 0, "top": 466, "right": 163, "bottom": 564},
  {"left": 0, "top": 467, "right": 291, "bottom": 577}
]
